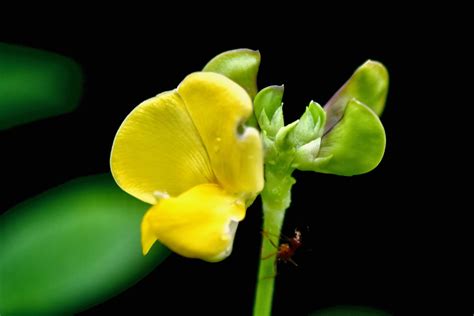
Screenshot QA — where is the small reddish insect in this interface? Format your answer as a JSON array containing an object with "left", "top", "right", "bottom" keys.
[{"left": 262, "top": 229, "right": 303, "bottom": 266}]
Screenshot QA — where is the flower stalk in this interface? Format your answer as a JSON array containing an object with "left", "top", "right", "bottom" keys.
[{"left": 253, "top": 164, "right": 295, "bottom": 316}]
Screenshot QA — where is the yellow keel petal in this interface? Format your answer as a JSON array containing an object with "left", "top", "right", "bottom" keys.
[
  {"left": 141, "top": 183, "right": 245, "bottom": 262},
  {"left": 141, "top": 210, "right": 158, "bottom": 255}
]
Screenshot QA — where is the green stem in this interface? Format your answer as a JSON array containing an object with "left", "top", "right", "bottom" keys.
[{"left": 253, "top": 166, "right": 295, "bottom": 316}]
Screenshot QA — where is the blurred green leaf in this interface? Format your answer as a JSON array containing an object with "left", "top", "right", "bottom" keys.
[
  {"left": 324, "top": 60, "right": 388, "bottom": 133},
  {"left": 295, "top": 99, "right": 386, "bottom": 176},
  {"left": 203, "top": 48, "right": 260, "bottom": 99},
  {"left": 0, "top": 42, "right": 83, "bottom": 130},
  {"left": 0, "top": 174, "right": 169, "bottom": 315},
  {"left": 310, "top": 305, "right": 391, "bottom": 316}
]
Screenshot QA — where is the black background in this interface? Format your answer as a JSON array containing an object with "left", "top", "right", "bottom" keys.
[{"left": 0, "top": 16, "right": 457, "bottom": 315}]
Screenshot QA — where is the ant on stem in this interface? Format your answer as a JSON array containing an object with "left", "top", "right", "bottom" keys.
[{"left": 261, "top": 229, "right": 303, "bottom": 266}]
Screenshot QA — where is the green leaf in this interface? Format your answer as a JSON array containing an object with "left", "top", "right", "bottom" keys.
[
  {"left": 296, "top": 99, "right": 386, "bottom": 176},
  {"left": 203, "top": 48, "right": 261, "bottom": 99},
  {"left": 324, "top": 60, "right": 388, "bottom": 133},
  {"left": 310, "top": 305, "right": 391, "bottom": 316},
  {"left": 0, "top": 42, "right": 83, "bottom": 130},
  {"left": 0, "top": 174, "right": 169, "bottom": 315}
]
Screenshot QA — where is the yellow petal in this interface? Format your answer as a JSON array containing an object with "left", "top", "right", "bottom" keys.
[
  {"left": 178, "top": 72, "right": 264, "bottom": 197},
  {"left": 141, "top": 183, "right": 246, "bottom": 262},
  {"left": 110, "top": 91, "right": 215, "bottom": 204}
]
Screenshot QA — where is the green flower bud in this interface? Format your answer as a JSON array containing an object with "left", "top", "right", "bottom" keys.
[
  {"left": 254, "top": 85, "right": 284, "bottom": 137},
  {"left": 324, "top": 60, "right": 388, "bottom": 133},
  {"left": 287, "top": 101, "right": 326, "bottom": 147},
  {"left": 295, "top": 98, "right": 386, "bottom": 176},
  {"left": 203, "top": 49, "right": 261, "bottom": 99}
]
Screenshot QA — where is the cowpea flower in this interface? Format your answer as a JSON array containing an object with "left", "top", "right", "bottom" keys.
[{"left": 111, "top": 72, "right": 263, "bottom": 262}]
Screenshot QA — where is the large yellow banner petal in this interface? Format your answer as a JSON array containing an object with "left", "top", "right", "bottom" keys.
[{"left": 111, "top": 91, "right": 215, "bottom": 204}]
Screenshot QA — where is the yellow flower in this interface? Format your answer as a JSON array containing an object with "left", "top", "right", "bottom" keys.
[{"left": 110, "top": 72, "right": 263, "bottom": 262}]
